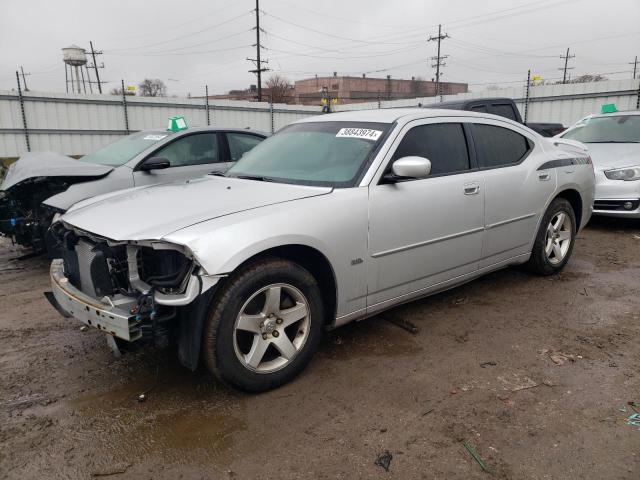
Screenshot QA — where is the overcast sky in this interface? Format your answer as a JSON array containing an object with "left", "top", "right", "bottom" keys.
[{"left": 1, "top": 0, "right": 638, "bottom": 96}]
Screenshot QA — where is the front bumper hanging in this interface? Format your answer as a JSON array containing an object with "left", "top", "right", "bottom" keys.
[{"left": 48, "top": 259, "right": 142, "bottom": 341}]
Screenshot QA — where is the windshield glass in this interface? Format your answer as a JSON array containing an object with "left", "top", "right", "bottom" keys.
[
  {"left": 562, "top": 115, "right": 640, "bottom": 143},
  {"left": 226, "top": 121, "right": 391, "bottom": 187},
  {"left": 80, "top": 131, "right": 172, "bottom": 166}
]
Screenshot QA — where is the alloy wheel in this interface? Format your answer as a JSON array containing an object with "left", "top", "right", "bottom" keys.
[
  {"left": 544, "top": 211, "right": 572, "bottom": 265},
  {"left": 233, "top": 283, "right": 311, "bottom": 373}
]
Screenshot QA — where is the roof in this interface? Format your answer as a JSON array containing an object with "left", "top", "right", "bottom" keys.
[
  {"left": 141, "top": 126, "right": 268, "bottom": 136},
  {"left": 589, "top": 109, "right": 640, "bottom": 118},
  {"left": 294, "top": 107, "right": 520, "bottom": 125}
]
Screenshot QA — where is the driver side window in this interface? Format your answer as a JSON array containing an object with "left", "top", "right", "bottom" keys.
[
  {"left": 392, "top": 123, "right": 470, "bottom": 176},
  {"left": 152, "top": 133, "right": 220, "bottom": 167}
]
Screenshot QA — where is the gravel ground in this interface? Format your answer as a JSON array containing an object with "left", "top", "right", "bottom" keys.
[{"left": 1, "top": 216, "right": 639, "bottom": 479}]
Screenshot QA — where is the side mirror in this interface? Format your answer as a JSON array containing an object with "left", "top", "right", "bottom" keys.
[
  {"left": 139, "top": 157, "right": 170, "bottom": 171},
  {"left": 385, "top": 156, "right": 432, "bottom": 182}
]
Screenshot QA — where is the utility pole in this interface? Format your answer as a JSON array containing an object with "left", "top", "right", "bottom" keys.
[
  {"left": 630, "top": 55, "right": 638, "bottom": 79},
  {"left": 89, "top": 41, "right": 103, "bottom": 93},
  {"left": 247, "top": 0, "right": 269, "bottom": 101},
  {"left": 559, "top": 47, "right": 575, "bottom": 84},
  {"left": 19, "top": 66, "right": 30, "bottom": 91},
  {"left": 428, "top": 24, "right": 449, "bottom": 99}
]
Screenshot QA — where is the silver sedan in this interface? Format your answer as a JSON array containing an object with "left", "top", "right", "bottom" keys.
[
  {"left": 560, "top": 110, "right": 640, "bottom": 218},
  {"left": 47, "top": 109, "right": 595, "bottom": 391}
]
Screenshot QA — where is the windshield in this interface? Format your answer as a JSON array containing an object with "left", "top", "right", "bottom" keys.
[
  {"left": 80, "top": 131, "right": 172, "bottom": 166},
  {"left": 226, "top": 121, "right": 391, "bottom": 187},
  {"left": 562, "top": 115, "right": 640, "bottom": 143}
]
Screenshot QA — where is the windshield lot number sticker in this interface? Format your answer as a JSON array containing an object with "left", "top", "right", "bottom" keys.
[
  {"left": 143, "top": 134, "right": 168, "bottom": 141},
  {"left": 336, "top": 128, "right": 382, "bottom": 141}
]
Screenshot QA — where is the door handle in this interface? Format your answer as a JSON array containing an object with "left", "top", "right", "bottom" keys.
[
  {"left": 463, "top": 183, "right": 480, "bottom": 195},
  {"left": 538, "top": 171, "right": 550, "bottom": 181}
]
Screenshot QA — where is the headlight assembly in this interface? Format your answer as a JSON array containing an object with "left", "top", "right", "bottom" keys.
[{"left": 604, "top": 166, "right": 640, "bottom": 181}]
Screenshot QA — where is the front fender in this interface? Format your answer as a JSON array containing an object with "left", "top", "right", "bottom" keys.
[{"left": 164, "top": 188, "right": 370, "bottom": 318}]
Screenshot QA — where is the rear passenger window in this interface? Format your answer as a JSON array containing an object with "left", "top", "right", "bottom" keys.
[
  {"left": 392, "top": 123, "right": 470, "bottom": 176},
  {"left": 226, "top": 133, "right": 263, "bottom": 162},
  {"left": 472, "top": 124, "right": 531, "bottom": 169},
  {"left": 470, "top": 105, "right": 488, "bottom": 113},
  {"left": 491, "top": 104, "right": 518, "bottom": 121}
]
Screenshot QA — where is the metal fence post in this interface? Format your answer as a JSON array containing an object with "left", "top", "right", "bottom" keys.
[
  {"left": 16, "top": 71, "right": 30, "bottom": 152},
  {"left": 636, "top": 79, "right": 640, "bottom": 110},
  {"left": 121, "top": 79, "right": 130, "bottom": 134},
  {"left": 269, "top": 94, "right": 274, "bottom": 134},
  {"left": 377, "top": 92, "right": 381, "bottom": 109},
  {"left": 524, "top": 69, "right": 531, "bottom": 123},
  {"left": 205, "top": 85, "right": 210, "bottom": 126}
]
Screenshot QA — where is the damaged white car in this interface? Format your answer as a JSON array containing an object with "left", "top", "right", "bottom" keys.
[
  {"left": 47, "top": 109, "right": 595, "bottom": 391},
  {"left": 0, "top": 127, "right": 265, "bottom": 252}
]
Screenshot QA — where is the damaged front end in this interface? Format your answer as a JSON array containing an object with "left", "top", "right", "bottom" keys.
[
  {"left": 47, "top": 223, "right": 222, "bottom": 363},
  {"left": 0, "top": 178, "right": 68, "bottom": 252}
]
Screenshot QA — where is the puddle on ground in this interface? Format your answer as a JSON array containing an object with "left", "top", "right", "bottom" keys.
[{"left": 65, "top": 363, "right": 247, "bottom": 468}]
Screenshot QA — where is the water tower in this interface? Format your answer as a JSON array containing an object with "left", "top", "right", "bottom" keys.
[{"left": 62, "top": 45, "right": 88, "bottom": 94}]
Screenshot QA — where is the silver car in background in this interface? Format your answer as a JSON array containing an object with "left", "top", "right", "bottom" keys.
[
  {"left": 0, "top": 127, "right": 266, "bottom": 251},
  {"left": 560, "top": 110, "right": 640, "bottom": 218},
  {"left": 47, "top": 109, "right": 595, "bottom": 391}
]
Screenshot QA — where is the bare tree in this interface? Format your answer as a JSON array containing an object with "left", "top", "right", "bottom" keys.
[
  {"left": 138, "top": 78, "right": 167, "bottom": 97},
  {"left": 565, "top": 74, "right": 608, "bottom": 84},
  {"left": 266, "top": 74, "right": 292, "bottom": 103}
]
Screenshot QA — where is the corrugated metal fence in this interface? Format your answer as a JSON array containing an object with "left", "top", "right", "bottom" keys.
[
  {"left": 0, "top": 91, "right": 321, "bottom": 158},
  {"left": 1, "top": 79, "right": 639, "bottom": 158}
]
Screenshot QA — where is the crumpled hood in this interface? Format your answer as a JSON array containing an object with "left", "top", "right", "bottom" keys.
[
  {"left": 61, "top": 176, "right": 332, "bottom": 241},
  {"left": 584, "top": 143, "right": 640, "bottom": 171},
  {"left": 0, "top": 151, "right": 113, "bottom": 191}
]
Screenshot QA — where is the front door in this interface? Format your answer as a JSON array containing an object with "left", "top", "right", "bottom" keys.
[
  {"left": 133, "top": 132, "right": 228, "bottom": 186},
  {"left": 367, "top": 120, "right": 485, "bottom": 311}
]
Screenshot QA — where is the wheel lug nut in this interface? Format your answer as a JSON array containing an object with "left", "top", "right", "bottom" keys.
[
  {"left": 262, "top": 333, "right": 268, "bottom": 340},
  {"left": 276, "top": 318, "right": 283, "bottom": 324},
  {"left": 260, "top": 322, "right": 264, "bottom": 328},
  {"left": 272, "top": 330, "right": 279, "bottom": 337}
]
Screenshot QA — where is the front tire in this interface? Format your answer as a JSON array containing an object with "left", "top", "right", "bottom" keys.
[
  {"left": 526, "top": 197, "right": 576, "bottom": 275},
  {"left": 202, "top": 257, "right": 324, "bottom": 392}
]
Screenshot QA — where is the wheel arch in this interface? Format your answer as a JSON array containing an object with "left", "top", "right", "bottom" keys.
[
  {"left": 554, "top": 188, "right": 583, "bottom": 230},
  {"left": 216, "top": 243, "right": 338, "bottom": 327}
]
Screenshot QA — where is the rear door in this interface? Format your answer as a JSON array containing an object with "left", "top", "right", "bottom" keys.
[
  {"left": 367, "top": 119, "right": 485, "bottom": 311},
  {"left": 470, "top": 120, "right": 555, "bottom": 267},
  {"left": 133, "top": 132, "right": 226, "bottom": 186}
]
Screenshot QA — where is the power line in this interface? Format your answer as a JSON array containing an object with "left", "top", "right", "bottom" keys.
[
  {"left": 107, "top": 45, "right": 250, "bottom": 57},
  {"left": 559, "top": 47, "right": 575, "bottom": 84},
  {"left": 446, "top": 0, "right": 579, "bottom": 31},
  {"left": 263, "top": 10, "right": 426, "bottom": 46},
  {"left": 115, "top": 29, "right": 251, "bottom": 55},
  {"left": 89, "top": 41, "right": 104, "bottom": 94},
  {"left": 19, "top": 66, "right": 30, "bottom": 91},
  {"left": 105, "top": 11, "right": 250, "bottom": 52},
  {"left": 265, "top": 44, "right": 423, "bottom": 60},
  {"left": 248, "top": 0, "right": 269, "bottom": 101},
  {"left": 428, "top": 24, "right": 449, "bottom": 98}
]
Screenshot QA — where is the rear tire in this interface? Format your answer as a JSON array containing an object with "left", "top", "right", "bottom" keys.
[
  {"left": 202, "top": 257, "right": 324, "bottom": 392},
  {"left": 526, "top": 197, "right": 576, "bottom": 275}
]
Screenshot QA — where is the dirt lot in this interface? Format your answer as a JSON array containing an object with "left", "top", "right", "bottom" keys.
[{"left": 1, "top": 217, "right": 639, "bottom": 480}]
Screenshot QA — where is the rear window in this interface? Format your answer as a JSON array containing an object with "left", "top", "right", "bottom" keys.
[
  {"left": 491, "top": 104, "right": 518, "bottom": 121},
  {"left": 392, "top": 123, "right": 470, "bottom": 176},
  {"left": 472, "top": 124, "right": 531, "bottom": 169},
  {"left": 470, "top": 104, "right": 488, "bottom": 113}
]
